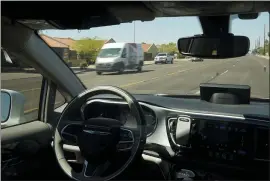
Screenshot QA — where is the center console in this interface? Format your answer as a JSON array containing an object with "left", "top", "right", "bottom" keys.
[
  {"left": 167, "top": 115, "right": 269, "bottom": 165},
  {"left": 166, "top": 115, "right": 269, "bottom": 180}
]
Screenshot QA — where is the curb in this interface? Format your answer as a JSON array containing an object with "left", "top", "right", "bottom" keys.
[
  {"left": 73, "top": 68, "right": 95, "bottom": 74},
  {"left": 256, "top": 55, "right": 269, "bottom": 60}
]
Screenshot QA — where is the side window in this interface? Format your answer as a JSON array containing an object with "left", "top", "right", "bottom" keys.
[
  {"left": 122, "top": 48, "right": 127, "bottom": 58},
  {"left": 54, "top": 90, "right": 66, "bottom": 109},
  {"left": 1, "top": 49, "right": 42, "bottom": 124},
  {"left": 1, "top": 49, "right": 66, "bottom": 127}
]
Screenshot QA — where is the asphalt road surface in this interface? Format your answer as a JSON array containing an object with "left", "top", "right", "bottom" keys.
[{"left": 2, "top": 55, "right": 269, "bottom": 116}]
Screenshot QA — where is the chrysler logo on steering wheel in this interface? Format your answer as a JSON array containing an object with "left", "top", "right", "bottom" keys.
[{"left": 83, "top": 129, "right": 110, "bottom": 135}]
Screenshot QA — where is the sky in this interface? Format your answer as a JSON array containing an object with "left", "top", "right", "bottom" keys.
[{"left": 43, "top": 12, "right": 269, "bottom": 50}]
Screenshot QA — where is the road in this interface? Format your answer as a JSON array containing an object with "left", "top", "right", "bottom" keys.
[{"left": 2, "top": 55, "right": 269, "bottom": 116}]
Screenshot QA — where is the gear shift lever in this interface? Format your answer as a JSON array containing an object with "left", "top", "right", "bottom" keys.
[{"left": 175, "top": 169, "right": 195, "bottom": 180}]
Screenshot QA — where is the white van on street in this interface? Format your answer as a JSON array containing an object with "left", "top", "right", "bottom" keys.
[{"left": 95, "top": 43, "right": 144, "bottom": 75}]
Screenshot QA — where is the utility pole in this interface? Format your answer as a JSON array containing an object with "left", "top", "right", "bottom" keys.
[
  {"left": 264, "top": 24, "right": 266, "bottom": 55},
  {"left": 269, "top": 12, "right": 270, "bottom": 57},
  {"left": 133, "top": 21, "right": 136, "bottom": 43},
  {"left": 268, "top": 30, "right": 270, "bottom": 56},
  {"left": 256, "top": 39, "right": 258, "bottom": 49}
]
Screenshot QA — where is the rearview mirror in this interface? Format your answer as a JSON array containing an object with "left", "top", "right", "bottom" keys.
[
  {"left": 1, "top": 91, "right": 11, "bottom": 122},
  {"left": 238, "top": 13, "right": 259, "bottom": 20},
  {"left": 1, "top": 89, "right": 26, "bottom": 128},
  {"left": 177, "top": 34, "right": 250, "bottom": 59}
]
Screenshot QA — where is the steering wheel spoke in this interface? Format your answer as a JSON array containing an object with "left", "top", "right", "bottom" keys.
[
  {"left": 116, "top": 127, "right": 135, "bottom": 151},
  {"left": 81, "top": 160, "right": 111, "bottom": 178},
  {"left": 61, "top": 124, "right": 82, "bottom": 145}
]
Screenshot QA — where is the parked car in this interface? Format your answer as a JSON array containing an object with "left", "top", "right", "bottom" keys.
[
  {"left": 95, "top": 43, "right": 144, "bottom": 75},
  {"left": 191, "top": 57, "right": 203, "bottom": 62},
  {"left": 154, "top": 53, "right": 174, "bottom": 64}
]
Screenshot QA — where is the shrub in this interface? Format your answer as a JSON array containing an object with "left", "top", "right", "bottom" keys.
[
  {"left": 67, "top": 59, "right": 86, "bottom": 67},
  {"left": 80, "top": 61, "right": 88, "bottom": 69},
  {"left": 85, "top": 57, "right": 91, "bottom": 65},
  {"left": 90, "top": 59, "right": 95, "bottom": 65},
  {"left": 66, "top": 61, "right": 72, "bottom": 67}
]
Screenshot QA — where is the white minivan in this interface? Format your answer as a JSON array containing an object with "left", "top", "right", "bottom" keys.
[{"left": 95, "top": 43, "right": 144, "bottom": 75}]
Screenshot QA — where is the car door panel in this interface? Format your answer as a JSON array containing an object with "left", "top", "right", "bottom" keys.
[{"left": 1, "top": 121, "right": 52, "bottom": 145}]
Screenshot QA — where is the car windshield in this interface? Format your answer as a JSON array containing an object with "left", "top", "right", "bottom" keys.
[
  {"left": 40, "top": 12, "right": 269, "bottom": 99},
  {"left": 98, "top": 48, "right": 122, "bottom": 58},
  {"left": 157, "top": 54, "right": 167, "bottom": 56}
]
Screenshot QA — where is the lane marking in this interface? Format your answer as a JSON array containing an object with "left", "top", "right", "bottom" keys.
[
  {"left": 24, "top": 101, "right": 64, "bottom": 114},
  {"left": 167, "top": 68, "right": 191, "bottom": 76},
  {"left": 120, "top": 68, "right": 193, "bottom": 88},
  {"left": 120, "top": 61, "right": 231, "bottom": 89},
  {"left": 120, "top": 80, "right": 148, "bottom": 88},
  {"left": 21, "top": 88, "right": 41, "bottom": 93},
  {"left": 81, "top": 64, "right": 185, "bottom": 84},
  {"left": 220, "top": 70, "right": 228, "bottom": 76}
]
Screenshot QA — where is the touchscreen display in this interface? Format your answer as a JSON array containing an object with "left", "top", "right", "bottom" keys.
[{"left": 201, "top": 120, "right": 229, "bottom": 145}]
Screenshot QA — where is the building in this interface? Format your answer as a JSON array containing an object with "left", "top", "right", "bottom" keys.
[
  {"left": 40, "top": 34, "right": 116, "bottom": 60},
  {"left": 40, "top": 34, "right": 72, "bottom": 60},
  {"left": 142, "top": 43, "right": 159, "bottom": 60},
  {"left": 104, "top": 38, "right": 116, "bottom": 44}
]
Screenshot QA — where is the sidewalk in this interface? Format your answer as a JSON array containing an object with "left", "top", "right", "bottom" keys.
[
  {"left": 256, "top": 55, "right": 269, "bottom": 60},
  {"left": 71, "top": 67, "right": 95, "bottom": 73}
]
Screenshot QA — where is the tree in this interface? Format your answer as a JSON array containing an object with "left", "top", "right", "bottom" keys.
[
  {"left": 158, "top": 42, "right": 185, "bottom": 58},
  {"left": 72, "top": 37, "right": 104, "bottom": 63},
  {"left": 158, "top": 43, "right": 177, "bottom": 53}
]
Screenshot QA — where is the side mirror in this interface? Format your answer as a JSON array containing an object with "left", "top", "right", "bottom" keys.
[
  {"left": 1, "top": 89, "right": 26, "bottom": 128},
  {"left": 1, "top": 91, "right": 11, "bottom": 122}
]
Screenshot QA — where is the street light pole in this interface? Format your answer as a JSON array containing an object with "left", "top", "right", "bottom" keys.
[
  {"left": 263, "top": 24, "right": 266, "bottom": 55},
  {"left": 133, "top": 21, "right": 136, "bottom": 43},
  {"left": 268, "top": 31, "right": 270, "bottom": 57}
]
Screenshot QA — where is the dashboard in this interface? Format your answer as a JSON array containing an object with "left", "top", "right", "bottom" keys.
[
  {"left": 81, "top": 99, "right": 157, "bottom": 136},
  {"left": 57, "top": 94, "right": 270, "bottom": 178}
]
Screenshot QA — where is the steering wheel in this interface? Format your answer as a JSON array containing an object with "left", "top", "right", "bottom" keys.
[{"left": 53, "top": 86, "right": 146, "bottom": 181}]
